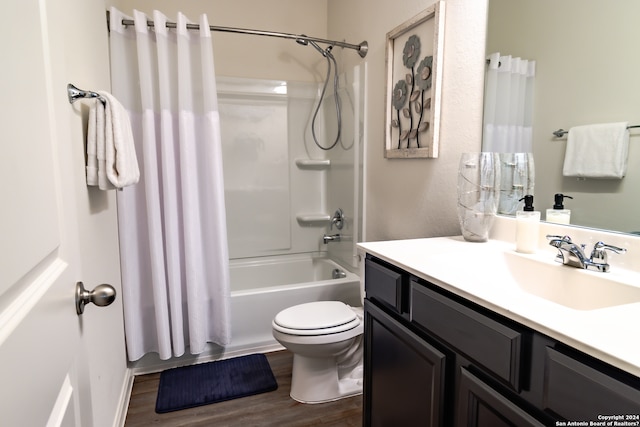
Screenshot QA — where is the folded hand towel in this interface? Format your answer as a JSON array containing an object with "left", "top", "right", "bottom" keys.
[
  {"left": 562, "top": 122, "right": 629, "bottom": 179},
  {"left": 87, "top": 99, "right": 115, "bottom": 190},
  {"left": 86, "top": 92, "right": 140, "bottom": 190},
  {"left": 86, "top": 102, "right": 99, "bottom": 186}
]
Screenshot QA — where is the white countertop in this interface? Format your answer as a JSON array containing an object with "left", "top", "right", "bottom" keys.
[{"left": 358, "top": 236, "right": 640, "bottom": 378}]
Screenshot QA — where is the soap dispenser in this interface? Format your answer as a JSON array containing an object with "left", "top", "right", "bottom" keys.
[
  {"left": 546, "top": 193, "right": 573, "bottom": 224},
  {"left": 515, "top": 195, "right": 540, "bottom": 254}
]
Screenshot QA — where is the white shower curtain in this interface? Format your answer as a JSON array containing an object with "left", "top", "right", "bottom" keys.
[
  {"left": 482, "top": 52, "right": 536, "bottom": 153},
  {"left": 109, "top": 8, "right": 231, "bottom": 361}
]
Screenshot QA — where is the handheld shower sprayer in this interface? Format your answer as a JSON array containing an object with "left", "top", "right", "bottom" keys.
[{"left": 297, "top": 35, "right": 342, "bottom": 150}]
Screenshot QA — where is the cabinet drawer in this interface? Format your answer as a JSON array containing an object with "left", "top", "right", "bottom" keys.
[
  {"left": 543, "top": 347, "right": 640, "bottom": 420},
  {"left": 365, "top": 258, "right": 406, "bottom": 313},
  {"left": 411, "top": 283, "right": 523, "bottom": 390}
]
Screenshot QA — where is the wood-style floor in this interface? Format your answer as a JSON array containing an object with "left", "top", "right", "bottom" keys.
[{"left": 124, "top": 350, "right": 363, "bottom": 427}]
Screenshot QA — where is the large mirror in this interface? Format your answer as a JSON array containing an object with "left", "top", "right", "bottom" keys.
[{"left": 486, "top": 0, "right": 640, "bottom": 234}]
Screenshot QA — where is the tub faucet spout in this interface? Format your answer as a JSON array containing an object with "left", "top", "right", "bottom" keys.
[{"left": 323, "top": 233, "right": 341, "bottom": 244}]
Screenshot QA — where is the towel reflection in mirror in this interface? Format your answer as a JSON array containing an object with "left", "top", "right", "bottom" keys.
[{"left": 562, "top": 122, "right": 630, "bottom": 179}]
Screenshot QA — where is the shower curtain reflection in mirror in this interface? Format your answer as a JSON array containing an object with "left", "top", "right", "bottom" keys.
[
  {"left": 109, "top": 8, "right": 231, "bottom": 361},
  {"left": 483, "top": 53, "right": 536, "bottom": 214},
  {"left": 497, "top": 153, "right": 535, "bottom": 215},
  {"left": 482, "top": 52, "right": 536, "bottom": 153}
]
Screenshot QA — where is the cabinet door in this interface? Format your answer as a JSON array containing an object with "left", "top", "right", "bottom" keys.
[
  {"left": 364, "top": 300, "right": 446, "bottom": 427},
  {"left": 456, "top": 368, "right": 545, "bottom": 427}
]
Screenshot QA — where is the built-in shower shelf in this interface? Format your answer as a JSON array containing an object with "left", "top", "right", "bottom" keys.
[
  {"left": 296, "top": 213, "right": 331, "bottom": 226},
  {"left": 295, "top": 159, "right": 331, "bottom": 170}
]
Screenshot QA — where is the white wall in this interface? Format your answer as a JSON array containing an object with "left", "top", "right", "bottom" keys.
[{"left": 329, "top": 0, "right": 489, "bottom": 241}]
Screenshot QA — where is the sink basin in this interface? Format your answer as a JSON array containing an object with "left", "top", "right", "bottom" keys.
[
  {"left": 501, "top": 251, "right": 640, "bottom": 310},
  {"left": 422, "top": 241, "right": 640, "bottom": 311}
]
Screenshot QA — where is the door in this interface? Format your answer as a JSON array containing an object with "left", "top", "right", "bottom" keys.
[{"left": 0, "top": 1, "right": 128, "bottom": 426}]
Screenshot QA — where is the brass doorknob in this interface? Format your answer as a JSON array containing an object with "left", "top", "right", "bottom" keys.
[{"left": 75, "top": 281, "right": 116, "bottom": 315}]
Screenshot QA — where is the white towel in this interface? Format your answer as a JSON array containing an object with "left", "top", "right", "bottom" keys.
[
  {"left": 562, "top": 122, "right": 629, "bottom": 179},
  {"left": 86, "top": 101, "right": 101, "bottom": 186},
  {"left": 86, "top": 92, "right": 140, "bottom": 190}
]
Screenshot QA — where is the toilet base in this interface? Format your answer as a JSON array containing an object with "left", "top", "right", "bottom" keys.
[{"left": 289, "top": 353, "right": 363, "bottom": 404}]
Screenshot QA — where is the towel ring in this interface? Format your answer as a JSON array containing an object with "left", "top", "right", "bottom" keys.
[{"left": 67, "top": 83, "right": 106, "bottom": 105}]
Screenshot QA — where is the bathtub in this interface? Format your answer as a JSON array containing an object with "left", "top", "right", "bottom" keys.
[
  {"left": 129, "top": 253, "right": 361, "bottom": 374},
  {"left": 229, "top": 253, "right": 362, "bottom": 352}
]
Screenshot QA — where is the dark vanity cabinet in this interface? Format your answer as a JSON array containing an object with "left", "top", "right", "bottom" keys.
[{"left": 363, "top": 255, "right": 640, "bottom": 426}]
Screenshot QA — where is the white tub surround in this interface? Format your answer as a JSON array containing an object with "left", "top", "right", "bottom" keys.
[
  {"left": 358, "top": 219, "right": 640, "bottom": 377},
  {"left": 218, "top": 70, "right": 365, "bottom": 266}
]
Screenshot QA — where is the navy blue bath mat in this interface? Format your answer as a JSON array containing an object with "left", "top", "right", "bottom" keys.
[{"left": 155, "top": 353, "right": 278, "bottom": 413}]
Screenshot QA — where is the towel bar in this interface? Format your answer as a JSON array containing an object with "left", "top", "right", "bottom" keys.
[
  {"left": 67, "top": 83, "right": 106, "bottom": 105},
  {"left": 553, "top": 125, "right": 640, "bottom": 138}
]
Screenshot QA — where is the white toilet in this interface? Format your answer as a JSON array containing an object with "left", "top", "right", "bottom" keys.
[{"left": 272, "top": 300, "right": 364, "bottom": 404}]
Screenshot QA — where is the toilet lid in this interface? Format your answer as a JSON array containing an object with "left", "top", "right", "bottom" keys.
[{"left": 274, "top": 301, "right": 357, "bottom": 331}]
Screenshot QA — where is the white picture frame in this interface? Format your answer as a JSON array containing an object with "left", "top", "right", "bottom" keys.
[{"left": 384, "top": 2, "right": 445, "bottom": 159}]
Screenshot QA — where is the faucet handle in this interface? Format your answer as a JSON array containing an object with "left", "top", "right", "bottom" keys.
[
  {"left": 330, "top": 208, "right": 344, "bottom": 230},
  {"left": 546, "top": 234, "right": 572, "bottom": 242},
  {"left": 590, "top": 241, "right": 627, "bottom": 265},
  {"left": 546, "top": 234, "right": 562, "bottom": 241},
  {"left": 546, "top": 235, "right": 572, "bottom": 249},
  {"left": 546, "top": 235, "right": 571, "bottom": 263}
]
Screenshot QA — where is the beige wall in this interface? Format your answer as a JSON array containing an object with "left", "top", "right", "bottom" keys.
[
  {"left": 107, "top": 0, "right": 490, "bottom": 242},
  {"left": 329, "top": 0, "right": 489, "bottom": 241},
  {"left": 108, "top": 0, "right": 329, "bottom": 82}
]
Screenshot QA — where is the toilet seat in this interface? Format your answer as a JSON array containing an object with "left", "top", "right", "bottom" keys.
[{"left": 273, "top": 301, "right": 361, "bottom": 336}]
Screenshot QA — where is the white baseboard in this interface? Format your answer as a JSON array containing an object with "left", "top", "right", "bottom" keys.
[{"left": 114, "top": 369, "right": 135, "bottom": 427}]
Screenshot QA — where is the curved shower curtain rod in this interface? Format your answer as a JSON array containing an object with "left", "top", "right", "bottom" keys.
[{"left": 107, "top": 12, "right": 368, "bottom": 58}]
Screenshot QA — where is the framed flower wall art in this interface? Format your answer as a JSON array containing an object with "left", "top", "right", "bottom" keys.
[{"left": 384, "top": 2, "right": 445, "bottom": 158}]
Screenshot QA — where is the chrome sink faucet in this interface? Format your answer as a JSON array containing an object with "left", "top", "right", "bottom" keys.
[{"left": 546, "top": 235, "right": 626, "bottom": 272}]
